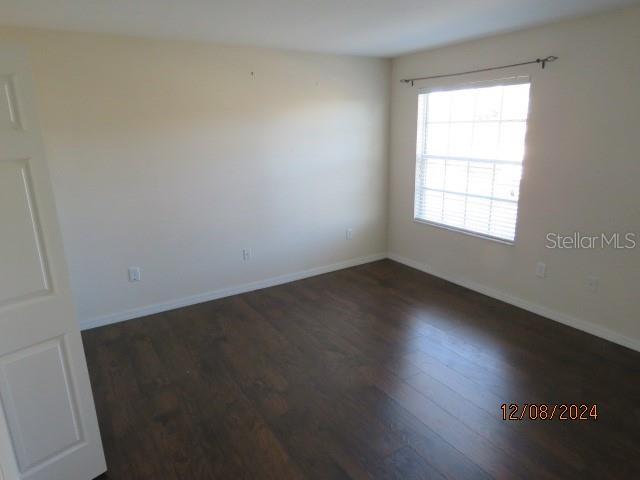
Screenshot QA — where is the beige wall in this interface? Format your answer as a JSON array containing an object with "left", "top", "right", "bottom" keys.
[
  {"left": 389, "top": 7, "right": 640, "bottom": 349},
  {"left": 0, "top": 28, "right": 391, "bottom": 327},
  {"left": 2, "top": 7, "right": 638, "bottom": 349}
]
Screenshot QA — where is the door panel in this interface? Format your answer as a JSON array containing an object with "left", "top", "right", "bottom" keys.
[
  {"left": 0, "top": 159, "right": 50, "bottom": 306},
  {"left": 0, "top": 48, "right": 106, "bottom": 480},
  {"left": 0, "top": 337, "right": 82, "bottom": 473},
  {"left": 0, "top": 74, "right": 22, "bottom": 131}
]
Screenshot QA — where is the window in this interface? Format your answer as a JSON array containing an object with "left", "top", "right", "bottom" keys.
[{"left": 414, "top": 78, "right": 531, "bottom": 243}]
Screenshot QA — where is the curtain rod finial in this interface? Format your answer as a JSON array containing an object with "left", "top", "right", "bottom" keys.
[{"left": 541, "top": 55, "right": 559, "bottom": 69}]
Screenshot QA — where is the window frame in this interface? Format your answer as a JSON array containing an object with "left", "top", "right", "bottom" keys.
[{"left": 412, "top": 75, "right": 532, "bottom": 245}]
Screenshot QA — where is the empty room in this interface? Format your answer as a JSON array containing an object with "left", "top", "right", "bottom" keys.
[{"left": 0, "top": 0, "right": 639, "bottom": 479}]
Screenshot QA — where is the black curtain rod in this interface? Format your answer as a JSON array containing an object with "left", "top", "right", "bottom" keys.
[{"left": 401, "top": 55, "right": 558, "bottom": 86}]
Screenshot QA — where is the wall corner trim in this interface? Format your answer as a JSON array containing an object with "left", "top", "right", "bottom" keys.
[
  {"left": 79, "top": 252, "right": 387, "bottom": 330},
  {"left": 80, "top": 250, "right": 640, "bottom": 354},
  {"left": 387, "top": 252, "right": 640, "bottom": 353}
]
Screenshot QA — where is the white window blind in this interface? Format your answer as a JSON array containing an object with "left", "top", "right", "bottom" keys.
[{"left": 414, "top": 79, "right": 531, "bottom": 242}]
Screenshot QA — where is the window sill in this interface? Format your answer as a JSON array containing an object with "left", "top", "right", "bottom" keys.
[{"left": 413, "top": 217, "right": 515, "bottom": 246}]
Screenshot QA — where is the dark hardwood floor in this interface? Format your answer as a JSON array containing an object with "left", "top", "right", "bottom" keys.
[{"left": 82, "top": 260, "right": 640, "bottom": 479}]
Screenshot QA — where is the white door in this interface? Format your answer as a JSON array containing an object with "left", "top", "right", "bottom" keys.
[{"left": 0, "top": 49, "right": 106, "bottom": 480}]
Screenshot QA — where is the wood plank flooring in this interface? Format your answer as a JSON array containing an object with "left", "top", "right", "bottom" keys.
[{"left": 82, "top": 260, "right": 640, "bottom": 479}]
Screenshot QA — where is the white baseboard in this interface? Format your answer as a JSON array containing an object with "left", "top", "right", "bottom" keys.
[
  {"left": 79, "top": 253, "right": 386, "bottom": 331},
  {"left": 388, "top": 252, "right": 640, "bottom": 353},
  {"left": 80, "top": 250, "right": 639, "bottom": 353}
]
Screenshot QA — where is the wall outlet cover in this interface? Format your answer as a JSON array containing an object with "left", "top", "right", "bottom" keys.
[{"left": 128, "top": 267, "right": 141, "bottom": 282}]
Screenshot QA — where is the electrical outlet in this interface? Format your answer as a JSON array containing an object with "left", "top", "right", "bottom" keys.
[
  {"left": 128, "top": 266, "right": 141, "bottom": 282},
  {"left": 242, "top": 248, "right": 252, "bottom": 261},
  {"left": 346, "top": 228, "right": 353, "bottom": 240},
  {"left": 587, "top": 275, "right": 599, "bottom": 292},
  {"left": 535, "top": 262, "right": 546, "bottom": 278}
]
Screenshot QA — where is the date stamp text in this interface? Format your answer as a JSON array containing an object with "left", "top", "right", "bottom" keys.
[{"left": 501, "top": 403, "right": 598, "bottom": 421}]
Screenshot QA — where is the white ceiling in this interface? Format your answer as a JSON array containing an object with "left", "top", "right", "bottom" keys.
[{"left": 0, "top": 0, "right": 637, "bottom": 57}]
